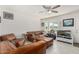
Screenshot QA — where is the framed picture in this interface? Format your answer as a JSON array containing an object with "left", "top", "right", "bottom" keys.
[
  {"left": 3, "top": 11, "right": 14, "bottom": 20},
  {"left": 41, "top": 22, "right": 44, "bottom": 27},
  {"left": 0, "top": 16, "right": 1, "bottom": 23},
  {"left": 63, "top": 18, "right": 74, "bottom": 27}
]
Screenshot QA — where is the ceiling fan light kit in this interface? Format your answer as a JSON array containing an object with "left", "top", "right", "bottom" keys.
[{"left": 48, "top": 11, "right": 52, "bottom": 13}]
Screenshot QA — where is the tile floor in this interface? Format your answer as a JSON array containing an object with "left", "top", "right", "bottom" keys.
[{"left": 46, "top": 40, "right": 79, "bottom": 54}]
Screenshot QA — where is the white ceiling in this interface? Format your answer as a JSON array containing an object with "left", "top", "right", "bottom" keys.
[{"left": 0, "top": 5, "right": 79, "bottom": 19}]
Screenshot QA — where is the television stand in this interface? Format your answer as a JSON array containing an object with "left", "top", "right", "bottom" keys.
[{"left": 56, "top": 30, "right": 74, "bottom": 45}]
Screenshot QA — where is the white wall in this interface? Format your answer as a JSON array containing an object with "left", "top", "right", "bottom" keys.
[
  {"left": 0, "top": 6, "right": 41, "bottom": 37},
  {"left": 42, "top": 10, "right": 79, "bottom": 43}
]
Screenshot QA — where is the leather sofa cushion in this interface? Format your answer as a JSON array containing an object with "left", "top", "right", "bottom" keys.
[
  {"left": 27, "top": 33, "right": 35, "bottom": 42},
  {"left": 0, "top": 41, "right": 17, "bottom": 54},
  {"left": 1, "top": 33, "right": 16, "bottom": 41}
]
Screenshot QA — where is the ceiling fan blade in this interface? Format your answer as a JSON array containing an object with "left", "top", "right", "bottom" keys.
[
  {"left": 52, "top": 5, "right": 60, "bottom": 9},
  {"left": 51, "top": 10, "right": 58, "bottom": 13},
  {"left": 42, "top": 5, "right": 51, "bottom": 9}
]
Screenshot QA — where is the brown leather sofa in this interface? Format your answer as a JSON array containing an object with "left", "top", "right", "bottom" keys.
[
  {"left": 0, "top": 33, "right": 47, "bottom": 54},
  {"left": 24, "top": 31, "right": 53, "bottom": 48},
  {"left": 0, "top": 32, "right": 53, "bottom": 54}
]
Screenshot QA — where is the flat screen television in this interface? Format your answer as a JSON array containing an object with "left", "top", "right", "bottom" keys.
[{"left": 63, "top": 18, "right": 74, "bottom": 27}]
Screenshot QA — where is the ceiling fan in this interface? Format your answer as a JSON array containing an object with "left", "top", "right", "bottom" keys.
[{"left": 40, "top": 5, "right": 60, "bottom": 13}]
